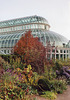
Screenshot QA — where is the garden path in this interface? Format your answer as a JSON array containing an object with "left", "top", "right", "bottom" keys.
[{"left": 55, "top": 85, "right": 70, "bottom": 100}]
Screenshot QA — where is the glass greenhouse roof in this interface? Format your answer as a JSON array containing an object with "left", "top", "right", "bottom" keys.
[
  {"left": 0, "top": 33, "right": 23, "bottom": 48},
  {"left": 0, "top": 15, "right": 69, "bottom": 50},
  {"left": 0, "top": 30, "right": 69, "bottom": 48},
  {"left": 0, "top": 15, "right": 49, "bottom": 28}
]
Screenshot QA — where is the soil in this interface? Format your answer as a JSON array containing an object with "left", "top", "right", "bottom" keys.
[{"left": 55, "top": 85, "right": 70, "bottom": 100}]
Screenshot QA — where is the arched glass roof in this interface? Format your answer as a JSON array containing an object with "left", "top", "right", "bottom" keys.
[
  {"left": 0, "top": 15, "right": 69, "bottom": 49},
  {"left": 44, "top": 31, "right": 68, "bottom": 47},
  {"left": 0, "top": 33, "right": 23, "bottom": 48},
  {"left": 0, "top": 15, "right": 49, "bottom": 28},
  {"left": 0, "top": 30, "right": 69, "bottom": 48},
  {"left": 32, "top": 30, "right": 69, "bottom": 47}
]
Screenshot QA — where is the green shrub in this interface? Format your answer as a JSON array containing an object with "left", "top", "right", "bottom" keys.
[
  {"left": 55, "top": 61, "right": 63, "bottom": 71},
  {"left": 41, "top": 91, "right": 57, "bottom": 100},
  {"left": 37, "top": 77, "right": 67, "bottom": 94},
  {"left": 43, "top": 67, "right": 56, "bottom": 80},
  {"left": 0, "top": 54, "right": 12, "bottom": 62},
  {"left": 50, "top": 79, "right": 67, "bottom": 93},
  {"left": 0, "top": 57, "right": 10, "bottom": 71},
  {"left": 67, "top": 78, "right": 70, "bottom": 85}
]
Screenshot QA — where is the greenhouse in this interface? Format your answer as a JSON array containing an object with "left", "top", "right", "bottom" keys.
[{"left": 0, "top": 15, "right": 70, "bottom": 60}]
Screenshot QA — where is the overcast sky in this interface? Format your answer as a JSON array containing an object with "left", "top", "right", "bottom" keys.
[{"left": 0, "top": 0, "right": 70, "bottom": 40}]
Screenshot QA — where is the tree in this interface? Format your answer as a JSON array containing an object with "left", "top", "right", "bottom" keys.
[{"left": 13, "top": 30, "right": 46, "bottom": 73}]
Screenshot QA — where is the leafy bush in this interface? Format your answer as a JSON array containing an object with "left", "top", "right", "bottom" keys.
[
  {"left": 62, "top": 59, "right": 70, "bottom": 66},
  {"left": 37, "top": 77, "right": 67, "bottom": 94},
  {"left": 0, "top": 57, "right": 10, "bottom": 71},
  {"left": 13, "top": 30, "right": 47, "bottom": 74},
  {"left": 50, "top": 79, "right": 67, "bottom": 93},
  {"left": 0, "top": 84, "right": 25, "bottom": 99},
  {"left": 55, "top": 61, "right": 63, "bottom": 71},
  {"left": 41, "top": 91, "right": 57, "bottom": 100},
  {"left": 0, "top": 54, "right": 11, "bottom": 62},
  {"left": 0, "top": 64, "right": 38, "bottom": 100},
  {"left": 44, "top": 65, "right": 56, "bottom": 80}
]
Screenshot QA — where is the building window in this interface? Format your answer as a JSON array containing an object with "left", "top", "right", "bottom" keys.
[
  {"left": 67, "top": 55, "right": 68, "bottom": 58},
  {"left": 56, "top": 50, "right": 58, "bottom": 53},
  {"left": 4, "top": 50, "right": 6, "bottom": 53},
  {"left": 60, "top": 50, "right": 62, "bottom": 53},
  {"left": 56, "top": 54, "right": 59, "bottom": 59},
  {"left": 45, "top": 25, "right": 46, "bottom": 29},
  {"left": 52, "top": 49, "right": 55, "bottom": 53},
  {"left": 64, "top": 50, "right": 66, "bottom": 53},
  {"left": 60, "top": 54, "right": 63, "bottom": 58},
  {"left": 67, "top": 50, "right": 68, "bottom": 53},
  {"left": 8, "top": 50, "right": 9, "bottom": 53}
]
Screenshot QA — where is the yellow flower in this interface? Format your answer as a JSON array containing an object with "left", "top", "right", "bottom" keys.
[
  {"left": 27, "top": 68, "right": 29, "bottom": 72},
  {"left": 27, "top": 64, "right": 32, "bottom": 70},
  {"left": 30, "top": 79, "right": 34, "bottom": 85},
  {"left": 16, "top": 68, "right": 21, "bottom": 71}
]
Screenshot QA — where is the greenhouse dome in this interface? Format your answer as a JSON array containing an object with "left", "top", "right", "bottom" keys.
[
  {"left": 0, "top": 15, "right": 70, "bottom": 60},
  {"left": 0, "top": 30, "right": 68, "bottom": 48},
  {"left": 0, "top": 15, "right": 68, "bottom": 47},
  {"left": 31, "top": 30, "right": 69, "bottom": 47}
]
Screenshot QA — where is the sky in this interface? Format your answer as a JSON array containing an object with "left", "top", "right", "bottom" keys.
[{"left": 0, "top": 0, "right": 70, "bottom": 40}]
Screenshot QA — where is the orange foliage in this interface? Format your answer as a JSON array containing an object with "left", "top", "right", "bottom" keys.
[{"left": 13, "top": 30, "right": 46, "bottom": 73}]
